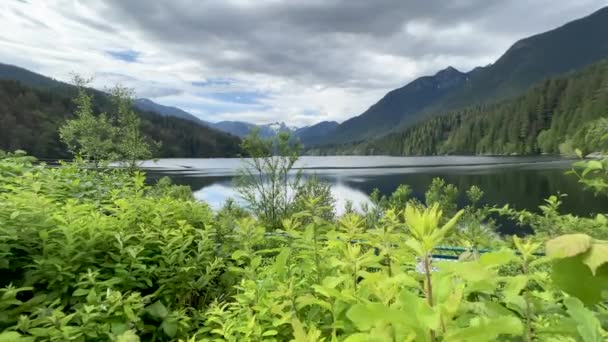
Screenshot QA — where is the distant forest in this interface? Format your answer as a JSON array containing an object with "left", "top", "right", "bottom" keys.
[
  {"left": 0, "top": 80, "right": 244, "bottom": 159},
  {"left": 318, "top": 60, "right": 608, "bottom": 156}
]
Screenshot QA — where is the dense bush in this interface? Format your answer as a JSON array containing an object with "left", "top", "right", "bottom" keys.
[{"left": 1, "top": 151, "right": 607, "bottom": 341}]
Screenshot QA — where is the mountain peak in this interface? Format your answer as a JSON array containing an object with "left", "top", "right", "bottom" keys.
[{"left": 435, "top": 66, "right": 463, "bottom": 78}]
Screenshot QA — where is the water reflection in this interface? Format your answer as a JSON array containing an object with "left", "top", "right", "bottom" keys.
[
  {"left": 145, "top": 156, "right": 608, "bottom": 218},
  {"left": 191, "top": 180, "right": 372, "bottom": 216}
]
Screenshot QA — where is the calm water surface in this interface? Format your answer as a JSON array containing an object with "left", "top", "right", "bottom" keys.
[{"left": 143, "top": 156, "right": 608, "bottom": 217}]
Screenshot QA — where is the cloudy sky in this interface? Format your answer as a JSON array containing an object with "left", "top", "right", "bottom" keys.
[{"left": 2, "top": 0, "right": 607, "bottom": 126}]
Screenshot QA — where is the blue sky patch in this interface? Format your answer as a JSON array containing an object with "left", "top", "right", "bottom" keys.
[
  {"left": 204, "top": 91, "right": 268, "bottom": 105},
  {"left": 106, "top": 49, "right": 140, "bottom": 63},
  {"left": 192, "top": 78, "right": 234, "bottom": 87}
]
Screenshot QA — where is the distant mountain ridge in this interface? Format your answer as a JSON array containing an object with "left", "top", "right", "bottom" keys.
[
  {"left": 322, "top": 66, "right": 470, "bottom": 144},
  {"left": 133, "top": 98, "right": 208, "bottom": 125},
  {"left": 295, "top": 121, "right": 339, "bottom": 146},
  {"left": 0, "top": 63, "right": 244, "bottom": 158},
  {"left": 320, "top": 5, "right": 608, "bottom": 146}
]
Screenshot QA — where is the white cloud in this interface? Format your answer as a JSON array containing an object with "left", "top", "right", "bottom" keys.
[{"left": 1, "top": 0, "right": 607, "bottom": 126}]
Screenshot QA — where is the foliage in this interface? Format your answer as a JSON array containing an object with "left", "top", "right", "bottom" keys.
[
  {"left": 108, "top": 85, "right": 155, "bottom": 170},
  {"left": 59, "top": 76, "right": 117, "bottom": 165},
  {"left": 291, "top": 175, "right": 336, "bottom": 223},
  {"left": 1, "top": 151, "right": 608, "bottom": 341},
  {"left": 235, "top": 129, "right": 303, "bottom": 230},
  {"left": 0, "top": 78, "right": 243, "bottom": 160},
  {"left": 59, "top": 79, "right": 154, "bottom": 169}
]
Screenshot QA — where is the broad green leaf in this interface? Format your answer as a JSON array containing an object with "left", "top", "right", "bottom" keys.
[
  {"left": 585, "top": 160, "right": 603, "bottom": 171},
  {"left": 444, "top": 316, "right": 523, "bottom": 341},
  {"left": 0, "top": 332, "right": 34, "bottom": 342},
  {"left": 291, "top": 318, "right": 308, "bottom": 342},
  {"left": 552, "top": 255, "right": 608, "bottom": 305},
  {"left": 116, "top": 330, "right": 140, "bottom": 342},
  {"left": 503, "top": 275, "right": 527, "bottom": 301},
  {"left": 145, "top": 301, "right": 168, "bottom": 320},
  {"left": 160, "top": 320, "right": 178, "bottom": 338},
  {"left": 272, "top": 247, "right": 290, "bottom": 278},
  {"left": 564, "top": 297, "right": 604, "bottom": 342},
  {"left": 546, "top": 234, "right": 592, "bottom": 259},
  {"left": 582, "top": 242, "right": 608, "bottom": 275},
  {"left": 478, "top": 249, "right": 517, "bottom": 268},
  {"left": 346, "top": 303, "right": 404, "bottom": 331},
  {"left": 72, "top": 288, "right": 89, "bottom": 297}
]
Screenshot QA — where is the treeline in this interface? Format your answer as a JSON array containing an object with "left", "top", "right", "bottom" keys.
[
  {"left": 354, "top": 60, "right": 608, "bottom": 156},
  {"left": 0, "top": 80, "right": 243, "bottom": 159}
]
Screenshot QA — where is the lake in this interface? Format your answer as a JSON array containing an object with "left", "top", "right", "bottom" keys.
[{"left": 143, "top": 155, "right": 608, "bottom": 220}]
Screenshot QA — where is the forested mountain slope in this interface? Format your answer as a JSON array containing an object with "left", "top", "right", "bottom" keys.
[
  {"left": 356, "top": 60, "right": 608, "bottom": 156},
  {"left": 0, "top": 80, "right": 243, "bottom": 159},
  {"left": 425, "top": 5, "right": 608, "bottom": 115},
  {"left": 323, "top": 67, "right": 469, "bottom": 144},
  {"left": 321, "top": 6, "right": 608, "bottom": 146}
]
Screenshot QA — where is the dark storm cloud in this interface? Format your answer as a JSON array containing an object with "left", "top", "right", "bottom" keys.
[{"left": 86, "top": 0, "right": 607, "bottom": 87}]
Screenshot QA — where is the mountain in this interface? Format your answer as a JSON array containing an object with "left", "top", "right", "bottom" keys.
[
  {"left": 294, "top": 121, "right": 339, "bottom": 146},
  {"left": 0, "top": 63, "right": 72, "bottom": 91},
  {"left": 322, "top": 6, "right": 608, "bottom": 145},
  {"left": 211, "top": 121, "right": 296, "bottom": 138},
  {"left": 323, "top": 67, "right": 468, "bottom": 144},
  {"left": 0, "top": 63, "right": 244, "bottom": 158},
  {"left": 430, "top": 5, "right": 608, "bottom": 113},
  {"left": 356, "top": 58, "right": 608, "bottom": 156},
  {"left": 133, "top": 98, "right": 208, "bottom": 125}
]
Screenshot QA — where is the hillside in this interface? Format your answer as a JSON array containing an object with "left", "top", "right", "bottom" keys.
[
  {"left": 323, "top": 67, "right": 468, "bottom": 144},
  {"left": 355, "top": 59, "right": 608, "bottom": 156},
  {"left": 0, "top": 63, "right": 244, "bottom": 158},
  {"left": 0, "top": 78, "right": 243, "bottom": 159},
  {"left": 322, "top": 6, "right": 608, "bottom": 145},
  {"left": 295, "top": 121, "right": 339, "bottom": 146},
  {"left": 133, "top": 98, "right": 208, "bottom": 125}
]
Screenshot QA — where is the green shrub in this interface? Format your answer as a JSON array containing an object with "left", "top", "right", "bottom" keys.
[{"left": 1, "top": 152, "right": 607, "bottom": 341}]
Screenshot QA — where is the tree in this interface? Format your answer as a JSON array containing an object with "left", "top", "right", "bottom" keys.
[
  {"left": 236, "top": 129, "right": 302, "bottom": 230},
  {"left": 109, "top": 85, "right": 154, "bottom": 170},
  {"left": 59, "top": 76, "right": 117, "bottom": 166}
]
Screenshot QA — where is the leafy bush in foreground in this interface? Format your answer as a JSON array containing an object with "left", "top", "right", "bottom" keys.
[{"left": 0, "top": 151, "right": 607, "bottom": 341}]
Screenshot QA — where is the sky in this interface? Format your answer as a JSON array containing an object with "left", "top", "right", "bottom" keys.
[{"left": 2, "top": 0, "right": 607, "bottom": 126}]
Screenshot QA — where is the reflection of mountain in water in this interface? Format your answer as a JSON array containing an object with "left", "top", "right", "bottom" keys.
[{"left": 144, "top": 156, "right": 608, "bottom": 234}]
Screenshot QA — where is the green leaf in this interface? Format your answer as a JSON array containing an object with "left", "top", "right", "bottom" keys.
[
  {"left": 582, "top": 242, "right": 608, "bottom": 275},
  {"left": 262, "top": 330, "right": 278, "bottom": 337},
  {"left": 546, "top": 234, "right": 592, "bottom": 259},
  {"left": 552, "top": 255, "right": 608, "bottom": 305},
  {"left": 444, "top": 316, "right": 523, "bottom": 341},
  {"left": 291, "top": 318, "right": 308, "bottom": 342},
  {"left": 478, "top": 249, "right": 517, "bottom": 268},
  {"left": 272, "top": 248, "right": 290, "bottom": 278},
  {"left": 160, "top": 320, "right": 178, "bottom": 338},
  {"left": 0, "top": 332, "right": 33, "bottom": 342},
  {"left": 503, "top": 275, "right": 527, "bottom": 302},
  {"left": 72, "top": 288, "right": 89, "bottom": 297},
  {"left": 564, "top": 297, "right": 604, "bottom": 342},
  {"left": 346, "top": 303, "right": 403, "bottom": 331},
  {"left": 116, "top": 330, "right": 140, "bottom": 342},
  {"left": 585, "top": 160, "right": 603, "bottom": 171},
  {"left": 145, "top": 301, "right": 168, "bottom": 320}
]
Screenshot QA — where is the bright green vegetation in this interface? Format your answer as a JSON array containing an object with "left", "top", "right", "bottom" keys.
[
  {"left": 2, "top": 126, "right": 608, "bottom": 340},
  {"left": 0, "top": 67, "right": 243, "bottom": 159},
  {"left": 59, "top": 78, "right": 153, "bottom": 169},
  {"left": 331, "top": 59, "right": 608, "bottom": 156}
]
